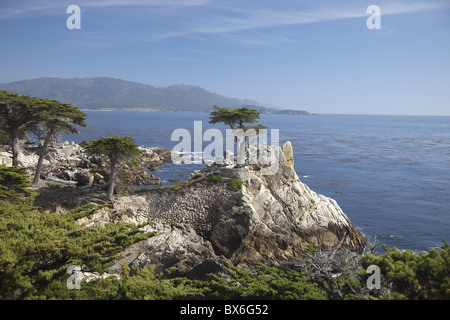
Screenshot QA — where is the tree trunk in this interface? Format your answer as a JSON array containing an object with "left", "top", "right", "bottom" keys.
[
  {"left": 106, "top": 160, "right": 117, "bottom": 202},
  {"left": 32, "top": 130, "right": 53, "bottom": 188},
  {"left": 11, "top": 128, "right": 21, "bottom": 167}
]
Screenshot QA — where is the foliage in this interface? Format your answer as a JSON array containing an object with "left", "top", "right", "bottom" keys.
[
  {"left": 0, "top": 90, "right": 87, "bottom": 185},
  {"left": 0, "top": 168, "right": 154, "bottom": 299},
  {"left": 0, "top": 165, "right": 37, "bottom": 204},
  {"left": 35, "top": 264, "right": 205, "bottom": 300},
  {"left": 33, "top": 185, "right": 99, "bottom": 212},
  {"left": 305, "top": 243, "right": 317, "bottom": 255},
  {"left": 84, "top": 136, "right": 140, "bottom": 163},
  {"left": 0, "top": 90, "right": 41, "bottom": 165},
  {"left": 85, "top": 136, "right": 140, "bottom": 201},
  {"left": 31, "top": 98, "right": 87, "bottom": 137},
  {"left": 361, "top": 241, "right": 450, "bottom": 299},
  {"left": 41, "top": 262, "right": 328, "bottom": 300},
  {"left": 208, "top": 175, "right": 222, "bottom": 184},
  {"left": 209, "top": 105, "right": 265, "bottom": 130},
  {"left": 30, "top": 99, "right": 87, "bottom": 187},
  {"left": 228, "top": 178, "right": 243, "bottom": 191},
  {"left": 204, "top": 262, "right": 328, "bottom": 300},
  {"left": 0, "top": 128, "right": 11, "bottom": 145}
]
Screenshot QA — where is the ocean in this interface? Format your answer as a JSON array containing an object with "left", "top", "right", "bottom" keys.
[{"left": 63, "top": 111, "right": 450, "bottom": 253}]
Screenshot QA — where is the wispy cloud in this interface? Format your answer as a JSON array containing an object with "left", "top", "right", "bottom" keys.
[
  {"left": 1, "top": 0, "right": 448, "bottom": 45},
  {"left": 135, "top": 0, "right": 450, "bottom": 43},
  {"left": 0, "top": 0, "right": 209, "bottom": 19},
  {"left": 85, "top": 0, "right": 209, "bottom": 8},
  {"left": 180, "top": 0, "right": 449, "bottom": 36}
]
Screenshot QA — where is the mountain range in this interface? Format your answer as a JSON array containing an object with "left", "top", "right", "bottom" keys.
[{"left": 0, "top": 77, "right": 311, "bottom": 114}]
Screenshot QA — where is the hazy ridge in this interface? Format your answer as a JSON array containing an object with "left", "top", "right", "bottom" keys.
[{"left": 0, "top": 77, "right": 311, "bottom": 114}]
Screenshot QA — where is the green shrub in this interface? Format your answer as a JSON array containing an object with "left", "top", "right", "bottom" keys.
[
  {"left": 228, "top": 178, "right": 243, "bottom": 191},
  {"left": 204, "top": 262, "right": 328, "bottom": 300},
  {"left": 0, "top": 165, "right": 37, "bottom": 204},
  {"left": 208, "top": 175, "right": 222, "bottom": 184},
  {"left": 361, "top": 241, "right": 450, "bottom": 299}
]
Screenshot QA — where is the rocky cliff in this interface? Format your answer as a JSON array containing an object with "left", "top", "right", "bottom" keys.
[
  {"left": 9, "top": 139, "right": 365, "bottom": 277},
  {"left": 79, "top": 141, "right": 366, "bottom": 277}
]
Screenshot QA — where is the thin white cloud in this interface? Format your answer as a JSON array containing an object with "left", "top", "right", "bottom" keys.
[
  {"left": 0, "top": 0, "right": 209, "bottom": 19},
  {"left": 134, "top": 0, "right": 450, "bottom": 43},
  {"left": 1, "top": 0, "right": 448, "bottom": 46},
  {"left": 183, "top": 0, "right": 448, "bottom": 36},
  {"left": 85, "top": 0, "right": 209, "bottom": 8}
]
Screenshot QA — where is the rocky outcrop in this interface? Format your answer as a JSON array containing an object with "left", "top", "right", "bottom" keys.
[
  {"left": 1, "top": 141, "right": 173, "bottom": 189},
  {"left": 208, "top": 141, "right": 366, "bottom": 266},
  {"left": 18, "top": 139, "right": 365, "bottom": 277},
  {"left": 93, "top": 141, "right": 366, "bottom": 277}
]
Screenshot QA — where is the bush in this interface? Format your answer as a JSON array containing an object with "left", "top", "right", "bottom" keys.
[
  {"left": 361, "top": 241, "right": 450, "bottom": 299},
  {"left": 42, "top": 264, "right": 205, "bottom": 300},
  {"left": 228, "top": 178, "right": 243, "bottom": 191},
  {"left": 208, "top": 175, "right": 222, "bottom": 184},
  {"left": 204, "top": 262, "right": 328, "bottom": 300},
  {"left": 0, "top": 165, "right": 37, "bottom": 204}
]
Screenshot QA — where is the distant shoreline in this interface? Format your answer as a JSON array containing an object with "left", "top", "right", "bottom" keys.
[
  {"left": 79, "top": 110, "right": 450, "bottom": 117},
  {"left": 80, "top": 108, "right": 314, "bottom": 115}
]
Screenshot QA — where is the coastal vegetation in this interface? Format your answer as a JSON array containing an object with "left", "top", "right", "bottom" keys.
[
  {"left": 207, "top": 175, "right": 222, "bottom": 185},
  {"left": 29, "top": 99, "right": 87, "bottom": 187},
  {"left": 84, "top": 136, "right": 140, "bottom": 201},
  {"left": 0, "top": 90, "right": 87, "bottom": 187},
  {"left": 228, "top": 178, "right": 243, "bottom": 191},
  {"left": 1, "top": 155, "right": 448, "bottom": 300},
  {"left": 209, "top": 105, "right": 265, "bottom": 131},
  {"left": 0, "top": 165, "right": 154, "bottom": 299},
  {"left": 0, "top": 90, "right": 449, "bottom": 300},
  {"left": 0, "top": 170, "right": 448, "bottom": 301}
]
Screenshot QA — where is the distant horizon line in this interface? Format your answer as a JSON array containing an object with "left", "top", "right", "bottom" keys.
[{"left": 80, "top": 109, "right": 450, "bottom": 117}]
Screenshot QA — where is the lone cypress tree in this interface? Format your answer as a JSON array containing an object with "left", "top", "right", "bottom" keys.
[
  {"left": 85, "top": 136, "right": 139, "bottom": 201},
  {"left": 209, "top": 106, "right": 267, "bottom": 164},
  {"left": 209, "top": 105, "right": 263, "bottom": 130}
]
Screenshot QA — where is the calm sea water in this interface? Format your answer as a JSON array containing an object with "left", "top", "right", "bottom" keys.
[{"left": 64, "top": 111, "right": 450, "bottom": 253}]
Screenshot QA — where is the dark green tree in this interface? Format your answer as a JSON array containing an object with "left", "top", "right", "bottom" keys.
[
  {"left": 209, "top": 105, "right": 264, "bottom": 130},
  {"left": 0, "top": 91, "right": 39, "bottom": 166},
  {"left": 209, "top": 106, "right": 266, "bottom": 164},
  {"left": 85, "top": 136, "right": 139, "bottom": 201},
  {"left": 30, "top": 99, "right": 86, "bottom": 188}
]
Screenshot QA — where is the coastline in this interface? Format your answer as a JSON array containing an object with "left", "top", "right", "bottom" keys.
[{"left": 80, "top": 109, "right": 450, "bottom": 117}]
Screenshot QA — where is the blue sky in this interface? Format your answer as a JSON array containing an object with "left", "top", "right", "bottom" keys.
[{"left": 0, "top": 0, "right": 449, "bottom": 115}]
